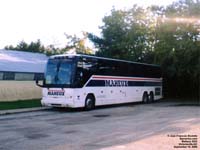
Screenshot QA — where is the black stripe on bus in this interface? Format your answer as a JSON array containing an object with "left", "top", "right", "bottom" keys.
[{"left": 86, "top": 80, "right": 162, "bottom": 87}]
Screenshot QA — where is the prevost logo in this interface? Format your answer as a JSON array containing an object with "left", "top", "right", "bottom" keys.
[
  {"left": 48, "top": 90, "right": 65, "bottom": 96},
  {"left": 105, "top": 80, "right": 128, "bottom": 87}
]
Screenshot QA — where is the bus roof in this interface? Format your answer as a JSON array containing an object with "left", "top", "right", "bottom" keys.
[{"left": 50, "top": 54, "right": 160, "bottom": 67}]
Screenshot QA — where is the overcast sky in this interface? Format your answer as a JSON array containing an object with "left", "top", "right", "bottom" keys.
[{"left": 0, "top": 0, "right": 175, "bottom": 49}]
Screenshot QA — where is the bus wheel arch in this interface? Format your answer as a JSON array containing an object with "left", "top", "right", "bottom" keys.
[
  {"left": 84, "top": 93, "right": 95, "bottom": 111},
  {"left": 142, "top": 92, "right": 149, "bottom": 103}
]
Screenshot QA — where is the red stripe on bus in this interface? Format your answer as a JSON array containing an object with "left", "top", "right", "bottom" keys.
[{"left": 92, "top": 75, "right": 162, "bottom": 82}]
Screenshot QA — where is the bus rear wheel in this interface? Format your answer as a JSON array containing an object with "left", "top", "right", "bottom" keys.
[
  {"left": 149, "top": 92, "right": 154, "bottom": 103},
  {"left": 142, "top": 92, "right": 149, "bottom": 103},
  {"left": 84, "top": 95, "right": 95, "bottom": 111}
]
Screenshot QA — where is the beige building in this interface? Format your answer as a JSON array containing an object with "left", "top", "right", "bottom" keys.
[{"left": 0, "top": 49, "right": 48, "bottom": 101}]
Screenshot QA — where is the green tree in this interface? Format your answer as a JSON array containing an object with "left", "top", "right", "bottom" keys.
[
  {"left": 153, "top": 0, "right": 200, "bottom": 97},
  {"left": 5, "top": 40, "right": 61, "bottom": 55},
  {"left": 88, "top": 6, "right": 155, "bottom": 63},
  {"left": 5, "top": 39, "right": 46, "bottom": 53},
  {"left": 89, "top": 0, "right": 200, "bottom": 98},
  {"left": 64, "top": 32, "right": 93, "bottom": 54},
  {"left": 4, "top": 33, "right": 94, "bottom": 55}
]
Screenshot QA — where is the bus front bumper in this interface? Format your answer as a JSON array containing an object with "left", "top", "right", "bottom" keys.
[{"left": 41, "top": 98, "right": 75, "bottom": 108}]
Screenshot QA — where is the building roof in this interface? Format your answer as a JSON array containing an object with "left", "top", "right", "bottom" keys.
[{"left": 0, "top": 49, "right": 48, "bottom": 73}]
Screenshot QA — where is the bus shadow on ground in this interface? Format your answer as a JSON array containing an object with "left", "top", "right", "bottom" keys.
[
  {"left": 46, "top": 98, "right": 200, "bottom": 113},
  {"left": 47, "top": 101, "right": 144, "bottom": 113}
]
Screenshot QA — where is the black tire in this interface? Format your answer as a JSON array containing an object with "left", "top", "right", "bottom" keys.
[
  {"left": 142, "top": 92, "right": 149, "bottom": 103},
  {"left": 149, "top": 92, "right": 154, "bottom": 103},
  {"left": 84, "top": 95, "right": 95, "bottom": 111}
]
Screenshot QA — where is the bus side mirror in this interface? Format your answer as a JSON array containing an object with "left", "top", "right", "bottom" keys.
[{"left": 36, "top": 79, "right": 43, "bottom": 87}]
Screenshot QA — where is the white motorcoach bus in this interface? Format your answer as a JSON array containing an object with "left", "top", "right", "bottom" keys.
[{"left": 36, "top": 54, "right": 162, "bottom": 110}]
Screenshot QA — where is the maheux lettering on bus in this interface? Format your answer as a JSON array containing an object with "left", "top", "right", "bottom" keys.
[
  {"left": 48, "top": 90, "right": 65, "bottom": 96},
  {"left": 105, "top": 80, "right": 128, "bottom": 87}
]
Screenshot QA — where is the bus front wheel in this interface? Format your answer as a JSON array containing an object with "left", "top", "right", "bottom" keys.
[{"left": 84, "top": 95, "right": 95, "bottom": 111}]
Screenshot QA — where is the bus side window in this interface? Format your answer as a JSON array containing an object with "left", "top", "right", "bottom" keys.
[
  {"left": 98, "top": 60, "right": 115, "bottom": 76},
  {"left": 79, "top": 57, "right": 98, "bottom": 85},
  {"left": 74, "top": 65, "right": 84, "bottom": 87}
]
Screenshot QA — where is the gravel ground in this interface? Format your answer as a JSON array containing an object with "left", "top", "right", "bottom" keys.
[{"left": 0, "top": 99, "right": 199, "bottom": 150}]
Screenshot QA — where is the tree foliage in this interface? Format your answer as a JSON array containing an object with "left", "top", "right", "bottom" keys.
[
  {"left": 154, "top": 0, "right": 200, "bottom": 97},
  {"left": 88, "top": 6, "right": 155, "bottom": 63},
  {"left": 89, "top": 0, "right": 200, "bottom": 98},
  {"left": 64, "top": 32, "right": 93, "bottom": 54},
  {"left": 5, "top": 40, "right": 45, "bottom": 53},
  {"left": 4, "top": 39, "right": 61, "bottom": 55},
  {"left": 5, "top": 32, "right": 93, "bottom": 55}
]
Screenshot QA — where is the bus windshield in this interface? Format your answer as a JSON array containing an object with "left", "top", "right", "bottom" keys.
[{"left": 45, "top": 59, "right": 75, "bottom": 87}]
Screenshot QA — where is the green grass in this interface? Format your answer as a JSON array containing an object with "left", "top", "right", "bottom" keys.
[{"left": 0, "top": 99, "right": 41, "bottom": 110}]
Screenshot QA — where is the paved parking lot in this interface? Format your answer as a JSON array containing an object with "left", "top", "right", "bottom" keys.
[{"left": 0, "top": 100, "right": 199, "bottom": 150}]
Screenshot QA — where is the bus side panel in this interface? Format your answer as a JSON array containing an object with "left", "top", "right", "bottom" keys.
[
  {"left": 73, "top": 87, "right": 107, "bottom": 107},
  {"left": 41, "top": 85, "right": 162, "bottom": 108},
  {"left": 78, "top": 85, "right": 163, "bottom": 107}
]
